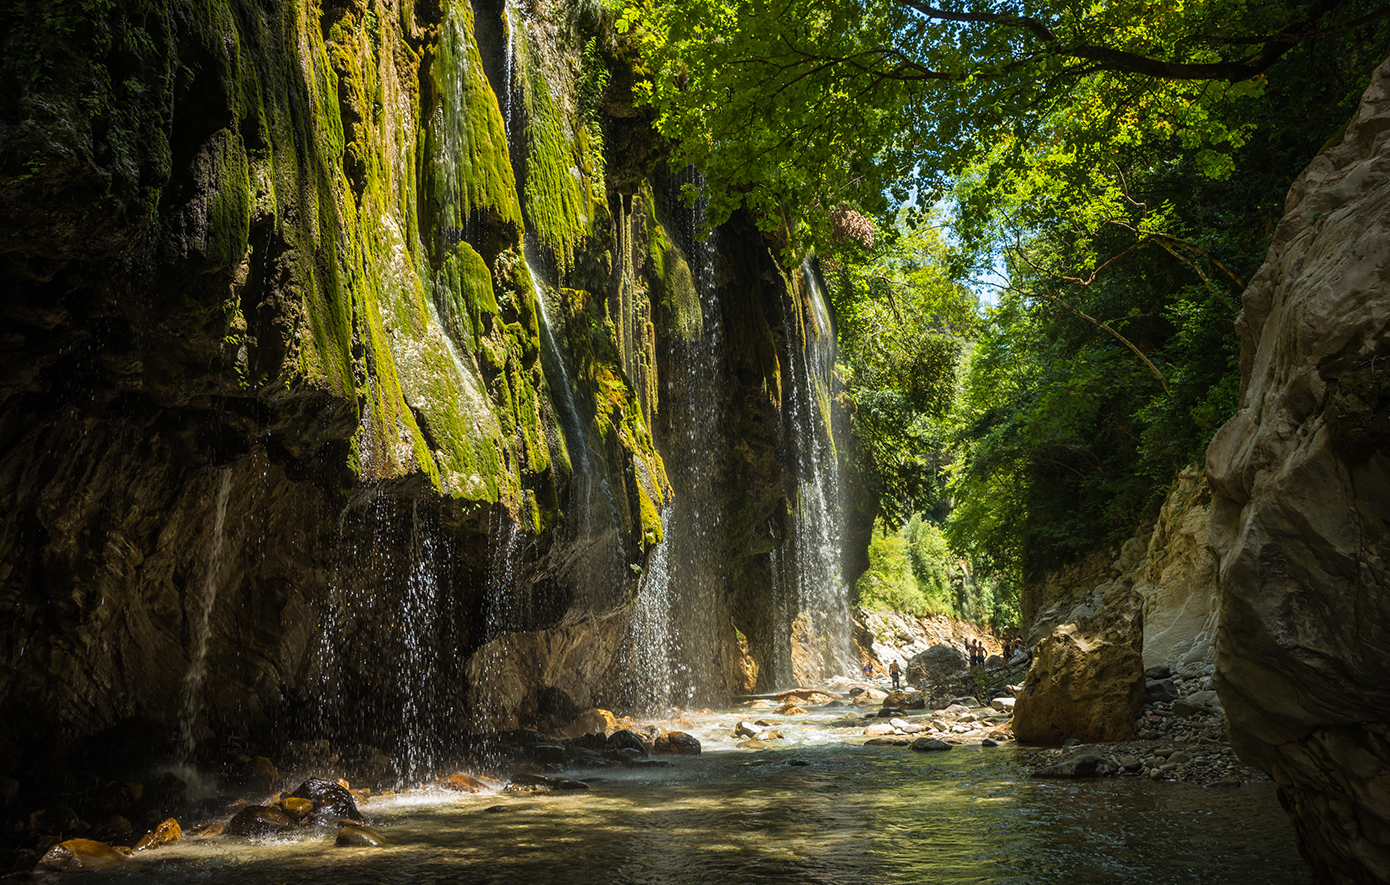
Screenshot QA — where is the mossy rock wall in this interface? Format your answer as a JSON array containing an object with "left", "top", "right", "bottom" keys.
[{"left": 0, "top": 0, "right": 674, "bottom": 771}]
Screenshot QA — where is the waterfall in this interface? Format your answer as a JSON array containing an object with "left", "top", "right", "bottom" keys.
[
  {"left": 397, "top": 501, "right": 444, "bottom": 781},
  {"left": 619, "top": 170, "right": 726, "bottom": 709},
  {"left": 621, "top": 517, "right": 675, "bottom": 712},
  {"left": 178, "top": 467, "right": 233, "bottom": 760},
  {"left": 773, "top": 259, "right": 853, "bottom": 685}
]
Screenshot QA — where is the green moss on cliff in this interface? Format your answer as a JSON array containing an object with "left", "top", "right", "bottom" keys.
[{"left": 512, "top": 16, "right": 602, "bottom": 272}]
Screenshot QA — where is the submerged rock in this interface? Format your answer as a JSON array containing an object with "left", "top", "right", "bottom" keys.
[
  {"left": 37, "top": 839, "right": 130, "bottom": 871},
  {"left": 336, "top": 824, "right": 387, "bottom": 847},
  {"left": 1031, "top": 753, "right": 1120, "bottom": 778}
]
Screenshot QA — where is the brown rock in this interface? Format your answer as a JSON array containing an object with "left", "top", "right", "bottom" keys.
[
  {"left": 229, "top": 756, "right": 279, "bottom": 794},
  {"left": 335, "top": 824, "right": 387, "bottom": 847},
  {"left": 559, "top": 707, "right": 618, "bottom": 739},
  {"left": 1012, "top": 579, "right": 1144, "bottom": 743},
  {"left": 653, "top": 731, "right": 701, "bottom": 755},
  {"left": 775, "top": 704, "right": 806, "bottom": 715},
  {"left": 279, "top": 797, "right": 314, "bottom": 819},
  {"left": 227, "top": 806, "right": 296, "bottom": 837},
  {"left": 289, "top": 778, "right": 363, "bottom": 822},
  {"left": 190, "top": 823, "right": 225, "bottom": 837},
  {"left": 135, "top": 817, "right": 182, "bottom": 851},
  {"left": 37, "top": 838, "right": 130, "bottom": 871},
  {"left": 436, "top": 773, "right": 491, "bottom": 793},
  {"left": 1206, "top": 55, "right": 1390, "bottom": 885}
]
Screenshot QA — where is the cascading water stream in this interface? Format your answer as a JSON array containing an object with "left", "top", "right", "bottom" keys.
[
  {"left": 622, "top": 171, "right": 725, "bottom": 710},
  {"left": 178, "top": 467, "right": 233, "bottom": 761},
  {"left": 772, "top": 259, "right": 854, "bottom": 684}
]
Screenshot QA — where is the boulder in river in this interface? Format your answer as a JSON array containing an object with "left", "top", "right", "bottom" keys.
[
  {"left": 1012, "top": 577, "right": 1144, "bottom": 743},
  {"left": 1031, "top": 753, "right": 1120, "bottom": 779},
  {"left": 910, "top": 738, "right": 952, "bottom": 752},
  {"left": 905, "top": 645, "right": 967, "bottom": 683},
  {"left": 336, "top": 824, "right": 387, "bottom": 847},
  {"left": 654, "top": 731, "right": 701, "bottom": 755},
  {"left": 227, "top": 806, "right": 297, "bottom": 837},
  {"left": 607, "top": 730, "right": 649, "bottom": 756},
  {"left": 37, "top": 838, "right": 130, "bottom": 871},
  {"left": 134, "top": 817, "right": 182, "bottom": 851},
  {"left": 290, "top": 778, "right": 363, "bottom": 821}
]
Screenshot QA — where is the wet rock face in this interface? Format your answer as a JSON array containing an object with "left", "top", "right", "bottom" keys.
[
  {"left": 1205, "top": 57, "right": 1390, "bottom": 884},
  {"left": 1012, "top": 580, "right": 1144, "bottom": 744}
]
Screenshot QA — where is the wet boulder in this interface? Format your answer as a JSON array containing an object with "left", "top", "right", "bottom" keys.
[
  {"left": 134, "top": 817, "right": 182, "bottom": 851},
  {"left": 336, "top": 824, "right": 387, "bottom": 847},
  {"left": 37, "top": 838, "right": 130, "bottom": 871},
  {"left": 436, "top": 773, "right": 491, "bottom": 793},
  {"left": 910, "top": 738, "right": 952, "bottom": 752},
  {"left": 227, "top": 805, "right": 297, "bottom": 837},
  {"left": 653, "top": 732, "right": 701, "bottom": 756},
  {"left": 290, "top": 778, "right": 363, "bottom": 822},
  {"left": 607, "top": 730, "right": 649, "bottom": 756}
]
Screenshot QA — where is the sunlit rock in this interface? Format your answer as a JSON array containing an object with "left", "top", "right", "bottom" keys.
[
  {"left": 134, "top": 817, "right": 182, "bottom": 851},
  {"left": 909, "top": 738, "right": 951, "bottom": 752},
  {"left": 437, "top": 773, "right": 492, "bottom": 793},
  {"left": 1134, "top": 468, "right": 1219, "bottom": 678},
  {"left": 37, "top": 838, "right": 130, "bottom": 871},
  {"left": 1012, "top": 578, "right": 1144, "bottom": 744},
  {"left": 279, "top": 797, "right": 314, "bottom": 819},
  {"left": 560, "top": 708, "right": 618, "bottom": 739},
  {"left": 1205, "top": 55, "right": 1390, "bottom": 885},
  {"left": 336, "top": 824, "right": 387, "bottom": 847}
]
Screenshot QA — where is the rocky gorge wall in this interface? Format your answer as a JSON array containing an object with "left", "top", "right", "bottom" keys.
[
  {"left": 0, "top": 0, "right": 842, "bottom": 778},
  {"left": 1206, "top": 56, "right": 1390, "bottom": 884}
]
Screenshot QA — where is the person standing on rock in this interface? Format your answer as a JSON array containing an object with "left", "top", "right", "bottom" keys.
[{"left": 889, "top": 660, "right": 901, "bottom": 689}]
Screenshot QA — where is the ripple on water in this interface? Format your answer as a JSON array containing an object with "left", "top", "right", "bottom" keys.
[{"left": 107, "top": 735, "right": 1310, "bottom": 885}]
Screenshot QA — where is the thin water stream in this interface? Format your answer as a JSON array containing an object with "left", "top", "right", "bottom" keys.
[{"left": 111, "top": 707, "right": 1308, "bottom": 885}]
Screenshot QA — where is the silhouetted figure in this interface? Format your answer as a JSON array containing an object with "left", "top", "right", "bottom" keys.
[{"left": 889, "top": 660, "right": 901, "bottom": 689}]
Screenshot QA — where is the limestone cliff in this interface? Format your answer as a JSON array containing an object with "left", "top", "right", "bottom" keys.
[
  {"left": 1206, "top": 56, "right": 1390, "bottom": 884},
  {"left": 0, "top": 0, "right": 833, "bottom": 775}
]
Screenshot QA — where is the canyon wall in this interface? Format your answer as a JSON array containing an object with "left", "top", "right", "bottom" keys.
[
  {"left": 0, "top": 0, "right": 838, "bottom": 776},
  {"left": 1207, "top": 56, "right": 1390, "bottom": 884}
]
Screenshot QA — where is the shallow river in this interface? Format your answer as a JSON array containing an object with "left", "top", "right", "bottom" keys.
[{"left": 108, "top": 710, "right": 1310, "bottom": 884}]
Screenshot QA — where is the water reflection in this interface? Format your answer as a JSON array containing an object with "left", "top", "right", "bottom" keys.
[{"left": 108, "top": 739, "right": 1308, "bottom": 885}]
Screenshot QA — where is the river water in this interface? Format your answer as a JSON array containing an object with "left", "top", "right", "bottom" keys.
[{"left": 105, "top": 709, "right": 1309, "bottom": 885}]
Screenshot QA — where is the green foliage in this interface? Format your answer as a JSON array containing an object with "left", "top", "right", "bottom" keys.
[
  {"left": 856, "top": 514, "right": 1014, "bottom": 628},
  {"left": 828, "top": 215, "right": 976, "bottom": 523}
]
